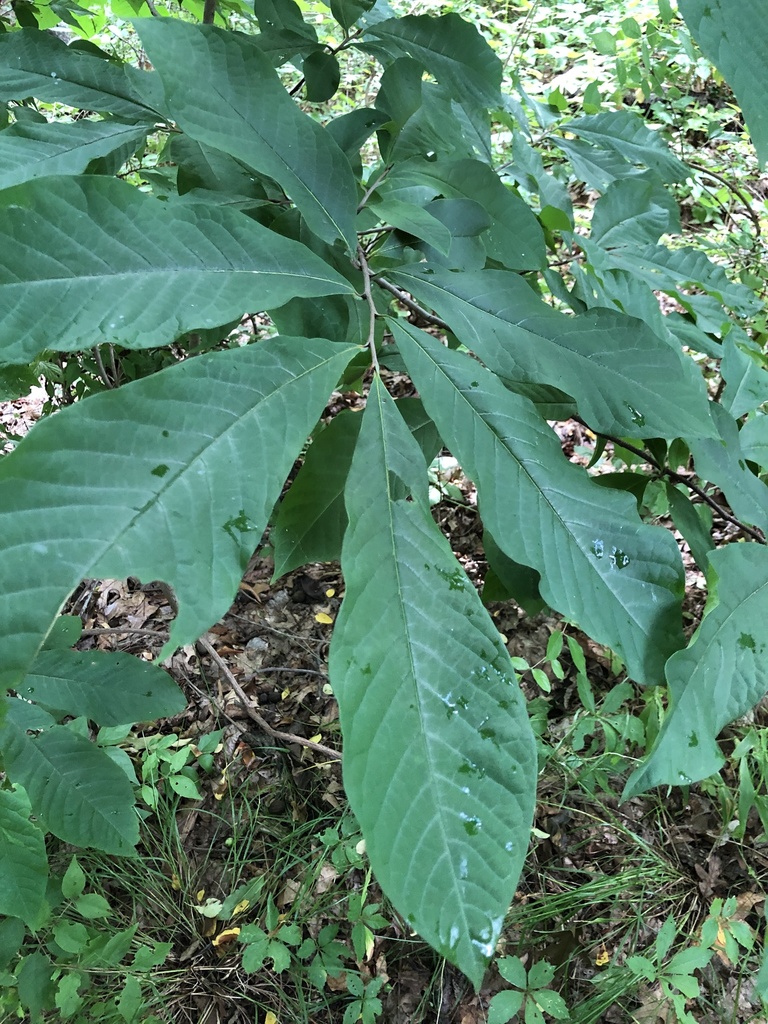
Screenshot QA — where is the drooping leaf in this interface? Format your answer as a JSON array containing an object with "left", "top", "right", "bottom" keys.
[
  {"left": 665, "top": 484, "right": 715, "bottom": 573},
  {"left": 0, "top": 337, "right": 358, "bottom": 689},
  {"left": 721, "top": 328, "right": 768, "bottom": 418},
  {"left": 590, "top": 175, "right": 681, "bottom": 247},
  {"left": 482, "top": 532, "right": 546, "bottom": 616},
  {"left": 329, "top": 377, "right": 537, "bottom": 989},
  {"left": 136, "top": 19, "right": 358, "bottom": 248},
  {"left": 623, "top": 543, "right": 768, "bottom": 797},
  {"left": 272, "top": 410, "right": 362, "bottom": 579},
  {"left": 387, "top": 264, "right": 715, "bottom": 439},
  {"left": 378, "top": 157, "right": 547, "bottom": 271},
  {"left": 564, "top": 110, "right": 690, "bottom": 183},
  {"left": 689, "top": 404, "right": 768, "bottom": 533},
  {"left": 330, "top": 0, "right": 375, "bottom": 30},
  {"left": 0, "top": 175, "right": 354, "bottom": 365},
  {"left": 392, "top": 320, "right": 685, "bottom": 685},
  {"left": 580, "top": 237, "right": 761, "bottom": 318},
  {"left": 740, "top": 414, "right": 768, "bottom": 470},
  {"left": 362, "top": 14, "right": 502, "bottom": 111},
  {"left": 302, "top": 50, "right": 341, "bottom": 103},
  {"left": 678, "top": 0, "right": 768, "bottom": 165},
  {"left": 0, "top": 120, "right": 149, "bottom": 191},
  {"left": 0, "top": 786, "right": 48, "bottom": 929},
  {"left": 0, "top": 700, "right": 138, "bottom": 854},
  {"left": 15, "top": 649, "right": 186, "bottom": 726},
  {"left": 0, "top": 28, "right": 161, "bottom": 120},
  {"left": 272, "top": 398, "right": 441, "bottom": 578}
]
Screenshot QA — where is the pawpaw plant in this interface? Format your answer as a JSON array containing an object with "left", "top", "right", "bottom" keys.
[{"left": 0, "top": 0, "right": 767, "bottom": 989}]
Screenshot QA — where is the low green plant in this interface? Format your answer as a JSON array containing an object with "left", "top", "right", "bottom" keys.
[
  {"left": 2, "top": 0, "right": 768, "bottom": 999},
  {"left": 0, "top": 855, "right": 170, "bottom": 1024},
  {"left": 488, "top": 956, "right": 570, "bottom": 1024}
]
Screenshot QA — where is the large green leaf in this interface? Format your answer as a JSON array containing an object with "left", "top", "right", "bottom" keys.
[
  {"left": 363, "top": 14, "right": 502, "bottom": 111},
  {"left": 0, "top": 337, "right": 358, "bottom": 689},
  {"left": 135, "top": 20, "right": 358, "bottom": 249},
  {"left": 378, "top": 157, "right": 547, "bottom": 271},
  {"left": 565, "top": 111, "right": 690, "bottom": 183},
  {"left": 16, "top": 649, "right": 185, "bottom": 726},
  {"left": 0, "top": 120, "right": 148, "bottom": 191},
  {"left": 0, "top": 29, "right": 161, "bottom": 121},
  {"left": 590, "top": 175, "right": 680, "bottom": 247},
  {"left": 721, "top": 329, "right": 768, "bottom": 418},
  {"left": 678, "top": 0, "right": 768, "bottom": 165},
  {"left": 392, "top": 320, "right": 685, "bottom": 685},
  {"left": 329, "top": 378, "right": 536, "bottom": 988},
  {"left": 0, "top": 175, "right": 354, "bottom": 365},
  {"left": 624, "top": 544, "right": 768, "bottom": 796},
  {"left": 387, "top": 265, "right": 715, "bottom": 439},
  {"left": 581, "top": 238, "right": 761, "bottom": 318},
  {"left": 0, "top": 786, "right": 48, "bottom": 929},
  {"left": 0, "top": 700, "right": 138, "bottom": 855}
]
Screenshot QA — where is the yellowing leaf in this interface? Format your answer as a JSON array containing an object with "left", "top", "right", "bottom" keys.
[
  {"left": 325, "top": 588, "right": 336, "bottom": 597},
  {"left": 265, "top": 1013, "right": 278, "bottom": 1024},
  {"left": 315, "top": 612, "right": 334, "bottom": 625},
  {"left": 281, "top": 687, "right": 291, "bottom": 699},
  {"left": 171, "top": 873, "right": 181, "bottom": 891},
  {"left": 309, "top": 733, "right": 323, "bottom": 744},
  {"left": 196, "top": 889, "right": 205, "bottom": 902},
  {"left": 213, "top": 926, "right": 241, "bottom": 948},
  {"left": 233, "top": 899, "right": 250, "bottom": 917}
]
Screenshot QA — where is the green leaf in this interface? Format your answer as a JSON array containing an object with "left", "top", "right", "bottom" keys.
[
  {"left": 624, "top": 544, "right": 768, "bottom": 797},
  {"left": 388, "top": 265, "right": 714, "bottom": 440},
  {"left": 17, "top": 647, "right": 185, "bottom": 729},
  {"left": 0, "top": 917, "right": 26, "bottom": 969},
  {"left": 74, "top": 893, "right": 112, "bottom": 919},
  {"left": 272, "top": 410, "right": 362, "bottom": 578},
  {"left": 0, "top": 786, "right": 48, "bottom": 929},
  {"left": 497, "top": 955, "right": 527, "bottom": 988},
  {"left": 482, "top": 531, "right": 545, "bottom": 616},
  {"left": 689, "top": 404, "right": 768, "bottom": 533},
  {"left": 16, "top": 648, "right": 185, "bottom": 726},
  {"left": 0, "top": 175, "right": 354, "bottom": 365},
  {"left": 0, "top": 29, "right": 161, "bottom": 120},
  {"left": 590, "top": 175, "right": 681, "bottom": 246},
  {"left": 721, "top": 329, "right": 768, "bottom": 418},
  {"left": 363, "top": 14, "right": 502, "bottom": 111},
  {"left": 678, "top": 0, "right": 768, "bottom": 165},
  {"left": 136, "top": 20, "right": 358, "bottom": 248},
  {"left": 330, "top": 0, "right": 375, "bottom": 30},
  {"left": 329, "top": 377, "right": 538, "bottom": 988},
  {"left": 0, "top": 701, "right": 139, "bottom": 854},
  {"left": 167, "top": 774, "right": 203, "bottom": 799},
  {"left": 580, "top": 238, "right": 761, "bottom": 318},
  {"left": 0, "top": 337, "right": 357, "bottom": 689},
  {"left": 665, "top": 485, "right": 714, "bottom": 573},
  {"left": 17, "top": 951, "right": 57, "bottom": 1021},
  {"left": 392, "top": 320, "right": 685, "bottom": 685},
  {"left": 740, "top": 414, "right": 768, "bottom": 469},
  {"left": 378, "top": 157, "right": 546, "bottom": 270},
  {"left": 61, "top": 856, "right": 86, "bottom": 901},
  {"left": 303, "top": 50, "right": 341, "bottom": 102},
  {"left": 488, "top": 990, "right": 525, "bottom": 1023},
  {"left": 0, "top": 120, "right": 148, "bottom": 191},
  {"left": 565, "top": 110, "right": 689, "bottom": 182}
]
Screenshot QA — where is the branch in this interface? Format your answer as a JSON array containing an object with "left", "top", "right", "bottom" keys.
[
  {"left": 197, "top": 637, "right": 341, "bottom": 761},
  {"left": 202, "top": 0, "right": 215, "bottom": 23},
  {"left": 357, "top": 165, "right": 392, "bottom": 213},
  {"left": 374, "top": 275, "right": 451, "bottom": 331},
  {"left": 356, "top": 246, "right": 380, "bottom": 373},
  {"left": 580, "top": 419, "right": 766, "bottom": 544}
]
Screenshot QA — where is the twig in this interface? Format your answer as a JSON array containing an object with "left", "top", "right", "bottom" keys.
[
  {"left": 687, "top": 159, "right": 762, "bottom": 238},
  {"left": 374, "top": 276, "right": 451, "bottom": 331},
  {"left": 202, "top": 0, "right": 215, "bottom": 23},
  {"left": 92, "top": 346, "right": 113, "bottom": 389},
  {"left": 357, "top": 165, "right": 392, "bottom": 213},
  {"left": 197, "top": 637, "right": 341, "bottom": 761},
  {"left": 580, "top": 419, "right": 766, "bottom": 543},
  {"left": 356, "top": 246, "right": 380, "bottom": 373},
  {"left": 144, "top": 0, "right": 159, "bottom": 15},
  {"left": 81, "top": 627, "right": 170, "bottom": 638}
]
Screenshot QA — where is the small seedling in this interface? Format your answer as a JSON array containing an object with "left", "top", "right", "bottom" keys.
[{"left": 488, "top": 956, "right": 570, "bottom": 1023}]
